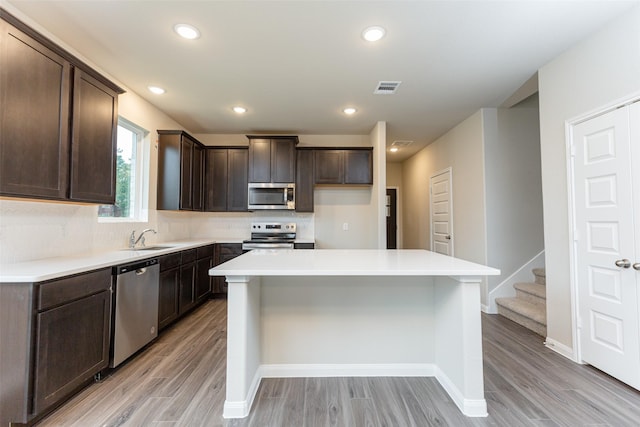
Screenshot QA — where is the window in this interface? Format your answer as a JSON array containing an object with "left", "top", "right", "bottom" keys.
[{"left": 98, "top": 118, "right": 148, "bottom": 221}]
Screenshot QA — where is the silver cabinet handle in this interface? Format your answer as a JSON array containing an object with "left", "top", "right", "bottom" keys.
[
  {"left": 633, "top": 263, "right": 640, "bottom": 271},
  {"left": 615, "top": 259, "right": 631, "bottom": 268}
]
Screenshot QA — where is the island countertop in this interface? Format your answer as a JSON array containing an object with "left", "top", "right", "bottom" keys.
[{"left": 209, "top": 248, "right": 500, "bottom": 277}]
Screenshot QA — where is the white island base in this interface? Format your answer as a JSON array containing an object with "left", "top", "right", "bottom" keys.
[{"left": 209, "top": 249, "right": 500, "bottom": 419}]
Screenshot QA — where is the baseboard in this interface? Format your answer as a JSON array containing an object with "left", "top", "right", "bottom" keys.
[
  {"left": 435, "top": 367, "right": 487, "bottom": 417},
  {"left": 544, "top": 337, "right": 578, "bottom": 362},
  {"left": 224, "top": 363, "right": 488, "bottom": 418},
  {"left": 487, "top": 250, "right": 545, "bottom": 313},
  {"left": 481, "top": 303, "right": 490, "bottom": 313},
  {"left": 261, "top": 363, "right": 435, "bottom": 378},
  {"left": 222, "top": 368, "right": 262, "bottom": 419}
]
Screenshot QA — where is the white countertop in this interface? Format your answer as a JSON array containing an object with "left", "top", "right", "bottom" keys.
[
  {"left": 209, "top": 249, "right": 500, "bottom": 277},
  {"left": 0, "top": 239, "right": 232, "bottom": 283}
]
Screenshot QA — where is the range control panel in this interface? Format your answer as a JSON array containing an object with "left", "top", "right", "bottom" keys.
[{"left": 250, "top": 222, "right": 296, "bottom": 233}]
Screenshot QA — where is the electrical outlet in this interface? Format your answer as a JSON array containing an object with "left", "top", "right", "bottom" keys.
[{"left": 342, "top": 222, "right": 349, "bottom": 231}]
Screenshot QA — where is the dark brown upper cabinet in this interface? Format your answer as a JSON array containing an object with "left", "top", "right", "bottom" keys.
[
  {"left": 314, "top": 148, "right": 373, "bottom": 185},
  {"left": 0, "top": 12, "right": 123, "bottom": 203},
  {"left": 204, "top": 147, "right": 248, "bottom": 212},
  {"left": 247, "top": 136, "right": 298, "bottom": 183},
  {"left": 295, "top": 148, "right": 315, "bottom": 212},
  {"left": 157, "top": 130, "right": 205, "bottom": 211}
]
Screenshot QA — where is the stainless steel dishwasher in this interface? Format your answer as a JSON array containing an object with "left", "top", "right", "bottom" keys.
[{"left": 110, "top": 258, "right": 159, "bottom": 368}]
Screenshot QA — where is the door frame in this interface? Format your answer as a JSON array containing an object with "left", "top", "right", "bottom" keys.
[
  {"left": 565, "top": 92, "right": 640, "bottom": 364},
  {"left": 386, "top": 186, "right": 401, "bottom": 249},
  {"left": 429, "top": 167, "right": 453, "bottom": 256}
]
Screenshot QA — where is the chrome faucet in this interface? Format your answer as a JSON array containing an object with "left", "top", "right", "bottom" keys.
[{"left": 129, "top": 228, "right": 157, "bottom": 249}]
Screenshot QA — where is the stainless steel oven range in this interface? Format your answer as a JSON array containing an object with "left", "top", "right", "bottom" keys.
[{"left": 242, "top": 222, "right": 296, "bottom": 250}]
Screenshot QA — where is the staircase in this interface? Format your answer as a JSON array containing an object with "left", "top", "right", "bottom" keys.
[{"left": 495, "top": 268, "right": 546, "bottom": 336}]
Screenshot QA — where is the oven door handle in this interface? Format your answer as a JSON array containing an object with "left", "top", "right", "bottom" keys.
[{"left": 242, "top": 242, "right": 294, "bottom": 250}]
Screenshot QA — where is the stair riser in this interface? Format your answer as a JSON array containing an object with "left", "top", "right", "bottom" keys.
[
  {"left": 532, "top": 268, "right": 546, "bottom": 286},
  {"left": 497, "top": 306, "right": 547, "bottom": 337},
  {"left": 516, "top": 290, "right": 545, "bottom": 306}
]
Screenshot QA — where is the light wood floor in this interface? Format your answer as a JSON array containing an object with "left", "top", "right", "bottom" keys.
[{"left": 36, "top": 299, "right": 640, "bottom": 426}]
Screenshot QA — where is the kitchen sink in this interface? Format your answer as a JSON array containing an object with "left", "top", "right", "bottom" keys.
[{"left": 126, "top": 245, "right": 174, "bottom": 251}]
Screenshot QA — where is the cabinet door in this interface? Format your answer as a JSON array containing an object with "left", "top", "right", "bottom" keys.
[
  {"left": 271, "top": 139, "right": 296, "bottom": 183},
  {"left": 344, "top": 150, "right": 373, "bottom": 184},
  {"left": 33, "top": 290, "right": 111, "bottom": 414},
  {"left": 296, "top": 149, "right": 314, "bottom": 212},
  {"left": 179, "top": 261, "right": 196, "bottom": 314},
  {"left": 195, "top": 256, "right": 212, "bottom": 302},
  {"left": 158, "top": 267, "right": 179, "bottom": 330},
  {"left": 69, "top": 69, "right": 118, "bottom": 203},
  {"left": 192, "top": 143, "right": 204, "bottom": 211},
  {"left": 0, "top": 19, "right": 71, "bottom": 200},
  {"left": 228, "top": 149, "right": 249, "bottom": 211},
  {"left": 248, "top": 138, "right": 271, "bottom": 183},
  {"left": 205, "top": 148, "right": 228, "bottom": 211},
  {"left": 157, "top": 132, "right": 181, "bottom": 211},
  {"left": 315, "top": 150, "right": 344, "bottom": 184},
  {"left": 180, "top": 137, "right": 194, "bottom": 210},
  {"left": 213, "top": 243, "right": 244, "bottom": 294}
]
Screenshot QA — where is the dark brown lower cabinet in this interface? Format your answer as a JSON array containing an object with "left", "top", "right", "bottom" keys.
[
  {"left": 195, "top": 245, "right": 214, "bottom": 302},
  {"left": 179, "top": 260, "right": 196, "bottom": 315},
  {"left": 158, "top": 252, "right": 181, "bottom": 331},
  {"left": 213, "top": 243, "right": 244, "bottom": 294},
  {"left": 33, "top": 289, "right": 111, "bottom": 413}
]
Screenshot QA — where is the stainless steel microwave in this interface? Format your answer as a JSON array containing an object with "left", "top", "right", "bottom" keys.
[{"left": 247, "top": 183, "right": 295, "bottom": 210}]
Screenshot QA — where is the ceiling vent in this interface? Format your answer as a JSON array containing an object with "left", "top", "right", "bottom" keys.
[
  {"left": 374, "top": 81, "right": 402, "bottom": 95},
  {"left": 391, "top": 140, "right": 413, "bottom": 147}
]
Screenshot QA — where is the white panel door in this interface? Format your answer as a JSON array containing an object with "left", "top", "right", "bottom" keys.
[
  {"left": 430, "top": 168, "right": 453, "bottom": 256},
  {"left": 573, "top": 103, "right": 640, "bottom": 389}
]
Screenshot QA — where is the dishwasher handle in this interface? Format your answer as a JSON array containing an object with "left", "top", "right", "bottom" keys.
[{"left": 115, "top": 258, "right": 158, "bottom": 275}]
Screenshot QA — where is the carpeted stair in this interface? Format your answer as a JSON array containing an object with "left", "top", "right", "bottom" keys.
[{"left": 495, "top": 268, "right": 546, "bottom": 336}]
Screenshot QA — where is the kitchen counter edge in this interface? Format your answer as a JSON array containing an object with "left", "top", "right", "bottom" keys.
[{"left": 0, "top": 239, "right": 241, "bottom": 283}]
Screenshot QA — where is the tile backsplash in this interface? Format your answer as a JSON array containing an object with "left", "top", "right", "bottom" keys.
[{"left": 0, "top": 199, "right": 314, "bottom": 265}]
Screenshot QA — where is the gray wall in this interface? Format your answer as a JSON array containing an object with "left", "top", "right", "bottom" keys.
[
  {"left": 484, "top": 101, "right": 544, "bottom": 294},
  {"left": 538, "top": 5, "right": 640, "bottom": 350}
]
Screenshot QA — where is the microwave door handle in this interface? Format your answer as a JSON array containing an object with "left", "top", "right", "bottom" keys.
[{"left": 284, "top": 189, "right": 287, "bottom": 203}]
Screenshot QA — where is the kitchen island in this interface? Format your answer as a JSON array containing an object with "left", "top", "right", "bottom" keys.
[{"left": 210, "top": 249, "right": 500, "bottom": 419}]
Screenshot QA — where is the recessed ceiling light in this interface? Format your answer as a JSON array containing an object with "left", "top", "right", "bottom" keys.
[
  {"left": 174, "top": 23, "right": 200, "bottom": 40},
  {"left": 389, "top": 147, "right": 399, "bottom": 153},
  {"left": 233, "top": 106, "right": 247, "bottom": 114},
  {"left": 343, "top": 107, "right": 357, "bottom": 115},
  {"left": 148, "top": 86, "right": 166, "bottom": 95},
  {"left": 362, "top": 26, "right": 386, "bottom": 42}
]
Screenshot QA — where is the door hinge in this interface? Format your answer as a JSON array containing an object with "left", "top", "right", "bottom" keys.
[
  {"left": 577, "top": 316, "right": 583, "bottom": 329},
  {"left": 570, "top": 143, "right": 576, "bottom": 157}
]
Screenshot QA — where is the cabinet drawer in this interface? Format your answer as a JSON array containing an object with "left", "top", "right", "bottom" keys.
[
  {"left": 196, "top": 244, "right": 214, "bottom": 260},
  {"left": 37, "top": 268, "right": 111, "bottom": 311},
  {"left": 181, "top": 249, "right": 197, "bottom": 264},
  {"left": 159, "top": 252, "right": 181, "bottom": 271}
]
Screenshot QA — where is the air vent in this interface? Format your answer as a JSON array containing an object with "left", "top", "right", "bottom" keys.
[
  {"left": 374, "top": 81, "right": 402, "bottom": 95},
  {"left": 391, "top": 140, "right": 413, "bottom": 147}
]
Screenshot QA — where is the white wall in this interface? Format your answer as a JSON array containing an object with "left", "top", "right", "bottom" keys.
[
  {"left": 402, "top": 111, "right": 489, "bottom": 300},
  {"left": 484, "top": 103, "right": 544, "bottom": 294},
  {"left": 538, "top": 6, "right": 640, "bottom": 349},
  {"left": 402, "top": 111, "right": 488, "bottom": 262}
]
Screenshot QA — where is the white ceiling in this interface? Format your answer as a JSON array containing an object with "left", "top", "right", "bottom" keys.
[{"left": 4, "top": 0, "right": 638, "bottom": 161}]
